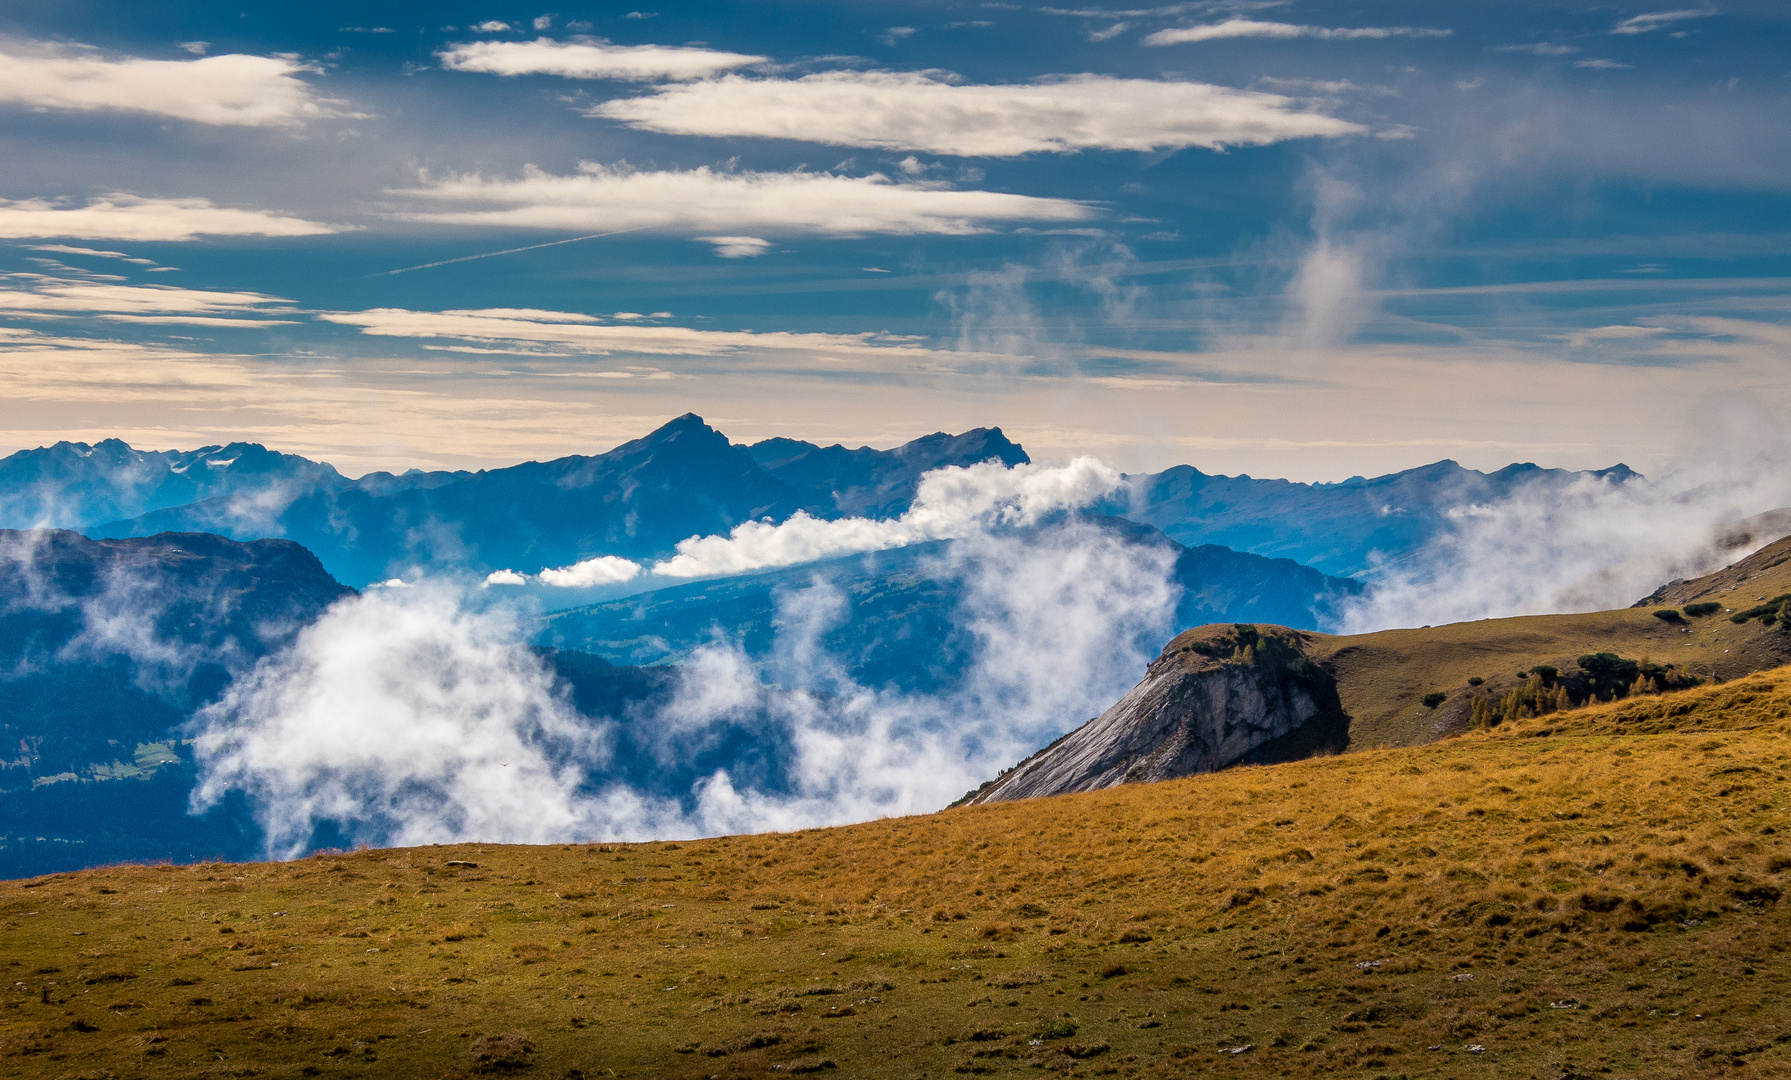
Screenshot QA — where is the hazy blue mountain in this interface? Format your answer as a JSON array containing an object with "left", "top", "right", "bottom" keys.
[
  {"left": 94, "top": 416, "right": 1037, "bottom": 587},
  {"left": 0, "top": 529, "right": 355, "bottom": 877},
  {"left": 1109, "top": 460, "right": 1641, "bottom": 577},
  {"left": 541, "top": 517, "right": 1359, "bottom": 694},
  {"left": 0, "top": 439, "right": 345, "bottom": 530},
  {"left": 94, "top": 414, "right": 796, "bottom": 586},
  {"left": 746, "top": 427, "right": 1030, "bottom": 518}
]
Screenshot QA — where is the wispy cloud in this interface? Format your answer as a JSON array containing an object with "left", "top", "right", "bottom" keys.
[
  {"left": 0, "top": 275, "right": 299, "bottom": 324},
  {"left": 1611, "top": 9, "right": 1716, "bottom": 35},
  {"left": 438, "top": 37, "right": 764, "bottom": 80},
  {"left": 1575, "top": 58, "right": 1634, "bottom": 70},
  {"left": 1143, "top": 19, "right": 1451, "bottom": 45},
  {"left": 0, "top": 42, "right": 344, "bottom": 126},
  {"left": 590, "top": 72, "right": 1364, "bottom": 156},
  {"left": 1496, "top": 42, "right": 1580, "bottom": 56},
  {"left": 386, "top": 163, "right": 1096, "bottom": 242},
  {"left": 317, "top": 306, "right": 971, "bottom": 364},
  {"left": 27, "top": 244, "right": 157, "bottom": 265},
  {"left": 0, "top": 195, "right": 345, "bottom": 241}
]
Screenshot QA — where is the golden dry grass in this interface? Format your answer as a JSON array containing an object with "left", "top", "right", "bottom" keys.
[
  {"left": 1298, "top": 533, "right": 1791, "bottom": 749},
  {"left": 5, "top": 667, "right": 1791, "bottom": 1078}
]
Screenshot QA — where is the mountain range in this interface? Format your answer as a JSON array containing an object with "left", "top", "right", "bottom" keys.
[
  {"left": 10, "top": 415, "right": 1638, "bottom": 588},
  {"left": 1105, "top": 459, "right": 1641, "bottom": 576}
]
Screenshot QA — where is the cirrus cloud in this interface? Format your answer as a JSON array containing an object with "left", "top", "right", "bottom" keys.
[
  {"left": 1143, "top": 19, "right": 1451, "bottom": 45},
  {"left": 590, "top": 71, "right": 1364, "bottom": 156},
  {"left": 1611, "top": 9, "right": 1716, "bottom": 35},
  {"left": 316, "top": 306, "right": 970, "bottom": 365},
  {"left": 0, "top": 195, "right": 345, "bottom": 241},
  {"left": 386, "top": 163, "right": 1097, "bottom": 241},
  {"left": 0, "top": 42, "right": 344, "bottom": 126},
  {"left": 438, "top": 37, "right": 766, "bottom": 80},
  {"left": 0, "top": 275, "right": 300, "bottom": 326}
]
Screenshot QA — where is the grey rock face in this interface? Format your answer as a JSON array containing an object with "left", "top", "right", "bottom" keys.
[{"left": 961, "top": 625, "right": 1349, "bottom": 804}]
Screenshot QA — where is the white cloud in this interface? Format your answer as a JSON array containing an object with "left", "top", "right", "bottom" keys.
[
  {"left": 178, "top": 41, "right": 210, "bottom": 55},
  {"left": 532, "top": 15, "right": 553, "bottom": 31},
  {"left": 473, "top": 20, "right": 512, "bottom": 32},
  {"left": 1337, "top": 452, "right": 1791, "bottom": 633},
  {"left": 591, "top": 72, "right": 1364, "bottom": 156},
  {"left": 1143, "top": 19, "right": 1451, "bottom": 45},
  {"left": 319, "top": 305, "right": 965, "bottom": 364},
  {"left": 191, "top": 587, "right": 613, "bottom": 856},
  {"left": 1496, "top": 42, "right": 1580, "bottom": 55},
  {"left": 699, "top": 235, "right": 771, "bottom": 257},
  {"left": 537, "top": 555, "right": 643, "bottom": 587},
  {"left": 191, "top": 519, "right": 1179, "bottom": 851},
  {"left": 27, "top": 244, "right": 157, "bottom": 265},
  {"left": 0, "top": 42, "right": 342, "bottom": 126},
  {"left": 0, "top": 195, "right": 344, "bottom": 241},
  {"left": 648, "top": 457, "right": 1123, "bottom": 578},
  {"left": 0, "top": 275, "right": 299, "bottom": 324},
  {"left": 1611, "top": 9, "right": 1716, "bottom": 34},
  {"left": 387, "top": 162, "right": 1096, "bottom": 237},
  {"left": 1575, "top": 59, "right": 1634, "bottom": 70},
  {"left": 881, "top": 27, "right": 917, "bottom": 46},
  {"left": 438, "top": 37, "right": 764, "bottom": 80}
]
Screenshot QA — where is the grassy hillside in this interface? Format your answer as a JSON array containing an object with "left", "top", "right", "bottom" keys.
[
  {"left": 6, "top": 668, "right": 1791, "bottom": 1078},
  {"left": 1308, "top": 533, "right": 1791, "bottom": 749}
]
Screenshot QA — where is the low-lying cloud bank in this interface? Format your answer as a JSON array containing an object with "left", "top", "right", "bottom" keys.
[
  {"left": 193, "top": 519, "right": 1179, "bottom": 855},
  {"left": 1338, "top": 456, "right": 1791, "bottom": 632},
  {"left": 495, "top": 456, "right": 1122, "bottom": 586}
]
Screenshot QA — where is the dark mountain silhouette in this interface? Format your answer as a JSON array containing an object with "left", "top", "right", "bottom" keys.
[{"left": 1109, "top": 459, "right": 1641, "bottom": 576}]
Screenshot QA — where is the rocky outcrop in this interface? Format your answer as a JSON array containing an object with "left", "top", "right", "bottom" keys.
[{"left": 959, "top": 624, "right": 1349, "bottom": 805}]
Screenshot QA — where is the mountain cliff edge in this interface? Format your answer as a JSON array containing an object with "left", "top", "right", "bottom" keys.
[{"left": 958, "top": 623, "right": 1348, "bottom": 805}]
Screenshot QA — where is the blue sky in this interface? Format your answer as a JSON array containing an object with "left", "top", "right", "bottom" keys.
[{"left": 0, "top": 0, "right": 1786, "bottom": 479}]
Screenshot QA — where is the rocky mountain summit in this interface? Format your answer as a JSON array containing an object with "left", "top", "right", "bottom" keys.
[{"left": 959, "top": 624, "right": 1347, "bottom": 804}]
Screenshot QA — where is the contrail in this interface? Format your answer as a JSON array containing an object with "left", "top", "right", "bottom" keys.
[{"left": 369, "top": 226, "right": 653, "bottom": 277}]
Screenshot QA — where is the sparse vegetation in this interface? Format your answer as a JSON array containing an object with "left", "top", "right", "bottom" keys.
[
  {"left": 6, "top": 667, "right": 1791, "bottom": 1077},
  {"left": 1653, "top": 607, "right": 1684, "bottom": 622},
  {"left": 1421, "top": 691, "right": 1446, "bottom": 708},
  {"left": 1685, "top": 602, "right": 1723, "bottom": 618},
  {"left": 1732, "top": 594, "right": 1791, "bottom": 626}
]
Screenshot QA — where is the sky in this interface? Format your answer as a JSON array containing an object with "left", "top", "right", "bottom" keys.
[{"left": 0, "top": 0, "right": 1786, "bottom": 481}]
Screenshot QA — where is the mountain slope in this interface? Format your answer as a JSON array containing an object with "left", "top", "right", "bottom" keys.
[
  {"left": 0, "top": 530, "right": 355, "bottom": 876},
  {"left": 1112, "top": 458, "right": 1640, "bottom": 576},
  {"left": 542, "top": 520, "right": 1359, "bottom": 693},
  {"left": 971, "top": 530, "right": 1791, "bottom": 803},
  {"left": 6, "top": 672, "right": 1790, "bottom": 1077}
]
